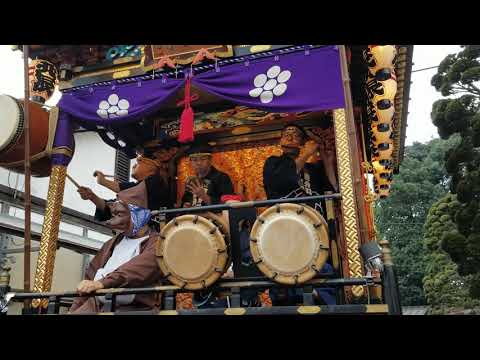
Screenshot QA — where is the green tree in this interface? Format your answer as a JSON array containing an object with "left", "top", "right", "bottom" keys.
[
  {"left": 375, "top": 137, "right": 457, "bottom": 305},
  {"left": 423, "top": 193, "right": 476, "bottom": 313},
  {"left": 431, "top": 45, "right": 480, "bottom": 298}
]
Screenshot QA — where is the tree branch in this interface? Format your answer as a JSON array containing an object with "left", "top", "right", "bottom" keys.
[
  {"left": 451, "top": 88, "right": 472, "bottom": 95},
  {"left": 456, "top": 84, "right": 472, "bottom": 93},
  {"left": 455, "top": 83, "right": 480, "bottom": 96},
  {"left": 466, "top": 84, "right": 480, "bottom": 96}
]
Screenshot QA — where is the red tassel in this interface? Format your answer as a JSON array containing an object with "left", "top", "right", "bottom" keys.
[
  {"left": 178, "top": 106, "right": 194, "bottom": 143},
  {"left": 178, "top": 75, "right": 195, "bottom": 143}
]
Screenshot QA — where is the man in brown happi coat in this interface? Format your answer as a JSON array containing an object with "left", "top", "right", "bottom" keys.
[{"left": 69, "top": 199, "right": 162, "bottom": 314}]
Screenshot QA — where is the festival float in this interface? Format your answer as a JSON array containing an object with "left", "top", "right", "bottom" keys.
[{"left": 0, "top": 45, "right": 413, "bottom": 315}]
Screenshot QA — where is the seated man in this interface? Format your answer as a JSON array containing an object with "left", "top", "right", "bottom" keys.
[
  {"left": 179, "top": 146, "right": 237, "bottom": 309},
  {"left": 69, "top": 200, "right": 162, "bottom": 314},
  {"left": 263, "top": 124, "right": 338, "bottom": 306},
  {"left": 181, "top": 145, "right": 234, "bottom": 208}
]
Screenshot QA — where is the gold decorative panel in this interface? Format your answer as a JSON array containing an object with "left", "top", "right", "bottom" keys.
[
  {"left": 31, "top": 165, "right": 67, "bottom": 308},
  {"left": 333, "top": 109, "right": 363, "bottom": 297}
]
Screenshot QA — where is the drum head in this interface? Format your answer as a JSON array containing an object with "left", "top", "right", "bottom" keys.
[
  {"left": 0, "top": 95, "right": 22, "bottom": 152},
  {"left": 157, "top": 213, "right": 230, "bottom": 290},
  {"left": 250, "top": 203, "right": 329, "bottom": 285}
]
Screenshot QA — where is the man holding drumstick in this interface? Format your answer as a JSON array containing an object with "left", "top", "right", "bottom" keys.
[
  {"left": 77, "top": 147, "right": 186, "bottom": 222},
  {"left": 263, "top": 124, "right": 338, "bottom": 214},
  {"left": 263, "top": 124, "right": 338, "bottom": 306},
  {"left": 179, "top": 145, "right": 238, "bottom": 309}
]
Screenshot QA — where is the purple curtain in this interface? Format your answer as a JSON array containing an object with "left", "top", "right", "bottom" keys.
[
  {"left": 57, "top": 45, "right": 343, "bottom": 126},
  {"left": 192, "top": 45, "right": 345, "bottom": 112},
  {"left": 58, "top": 78, "right": 185, "bottom": 125},
  {"left": 51, "top": 111, "right": 75, "bottom": 166}
]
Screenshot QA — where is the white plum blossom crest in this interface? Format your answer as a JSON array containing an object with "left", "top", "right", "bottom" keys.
[
  {"left": 249, "top": 65, "right": 292, "bottom": 104},
  {"left": 97, "top": 94, "right": 130, "bottom": 119}
]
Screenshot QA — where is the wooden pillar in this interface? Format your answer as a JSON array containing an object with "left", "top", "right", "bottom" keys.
[{"left": 22, "top": 45, "right": 32, "bottom": 309}]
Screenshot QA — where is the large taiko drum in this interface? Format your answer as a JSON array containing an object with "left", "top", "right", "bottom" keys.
[
  {"left": 156, "top": 211, "right": 231, "bottom": 290},
  {"left": 0, "top": 95, "right": 55, "bottom": 177},
  {"left": 250, "top": 203, "right": 330, "bottom": 285}
]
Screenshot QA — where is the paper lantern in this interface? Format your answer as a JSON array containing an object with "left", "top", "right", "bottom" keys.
[
  {"left": 363, "top": 45, "right": 397, "bottom": 76},
  {"left": 367, "top": 98, "right": 395, "bottom": 124},
  {"left": 374, "top": 183, "right": 390, "bottom": 192},
  {"left": 373, "top": 173, "right": 392, "bottom": 188},
  {"left": 373, "top": 168, "right": 393, "bottom": 185},
  {"left": 370, "top": 123, "right": 392, "bottom": 145},
  {"left": 28, "top": 59, "right": 58, "bottom": 103},
  {"left": 372, "top": 160, "right": 393, "bottom": 174},
  {"left": 370, "top": 137, "right": 393, "bottom": 152},
  {"left": 366, "top": 75, "right": 397, "bottom": 103},
  {"left": 378, "top": 187, "right": 390, "bottom": 198},
  {"left": 373, "top": 68, "right": 395, "bottom": 82},
  {"left": 372, "top": 142, "right": 394, "bottom": 161},
  {"left": 378, "top": 159, "right": 393, "bottom": 169}
]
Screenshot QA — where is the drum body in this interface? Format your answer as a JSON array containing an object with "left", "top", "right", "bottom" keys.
[
  {"left": 0, "top": 95, "right": 52, "bottom": 177},
  {"left": 157, "top": 212, "right": 231, "bottom": 290},
  {"left": 250, "top": 203, "right": 329, "bottom": 285}
]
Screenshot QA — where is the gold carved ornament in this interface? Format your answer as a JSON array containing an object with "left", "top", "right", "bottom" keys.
[
  {"left": 31, "top": 165, "right": 67, "bottom": 308},
  {"left": 333, "top": 109, "right": 364, "bottom": 297}
]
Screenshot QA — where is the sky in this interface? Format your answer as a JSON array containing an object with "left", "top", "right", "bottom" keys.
[
  {"left": 0, "top": 45, "right": 462, "bottom": 146},
  {"left": 404, "top": 45, "right": 462, "bottom": 144}
]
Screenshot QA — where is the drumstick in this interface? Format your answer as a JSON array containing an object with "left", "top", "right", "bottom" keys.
[
  {"left": 66, "top": 174, "right": 81, "bottom": 189},
  {"left": 93, "top": 171, "right": 115, "bottom": 177}
]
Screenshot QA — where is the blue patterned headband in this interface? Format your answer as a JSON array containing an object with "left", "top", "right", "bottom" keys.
[{"left": 127, "top": 204, "right": 152, "bottom": 236}]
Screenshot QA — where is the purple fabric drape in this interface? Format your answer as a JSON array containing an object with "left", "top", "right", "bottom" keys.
[
  {"left": 58, "top": 78, "right": 185, "bottom": 125},
  {"left": 192, "top": 46, "right": 345, "bottom": 112},
  {"left": 57, "top": 45, "right": 343, "bottom": 126},
  {"left": 51, "top": 111, "right": 75, "bottom": 166}
]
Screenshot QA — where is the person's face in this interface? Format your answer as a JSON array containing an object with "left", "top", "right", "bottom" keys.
[
  {"left": 132, "top": 162, "right": 139, "bottom": 180},
  {"left": 154, "top": 148, "right": 170, "bottom": 161},
  {"left": 280, "top": 127, "right": 304, "bottom": 149},
  {"left": 106, "top": 202, "right": 133, "bottom": 235},
  {"left": 190, "top": 156, "right": 212, "bottom": 178},
  {"left": 131, "top": 152, "right": 143, "bottom": 180}
]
